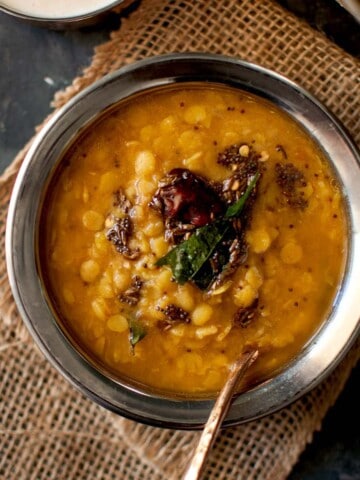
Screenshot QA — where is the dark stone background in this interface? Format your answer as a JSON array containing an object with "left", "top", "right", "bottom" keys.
[{"left": 0, "top": 1, "right": 359, "bottom": 478}]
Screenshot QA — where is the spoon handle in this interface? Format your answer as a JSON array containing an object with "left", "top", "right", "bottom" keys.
[{"left": 182, "top": 348, "right": 259, "bottom": 480}]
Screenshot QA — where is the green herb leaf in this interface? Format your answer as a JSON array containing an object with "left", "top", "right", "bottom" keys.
[
  {"left": 156, "top": 173, "right": 260, "bottom": 289},
  {"left": 224, "top": 172, "right": 260, "bottom": 218},
  {"left": 156, "top": 220, "right": 228, "bottom": 285},
  {"left": 128, "top": 316, "right": 146, "bottom": 349}
]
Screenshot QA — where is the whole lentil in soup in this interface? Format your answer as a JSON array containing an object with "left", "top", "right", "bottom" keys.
[{"left": 41, "top": 85, "right": 347, "bottom": 395}]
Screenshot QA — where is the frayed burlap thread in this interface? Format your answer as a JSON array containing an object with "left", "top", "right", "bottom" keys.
[{"left": 1, "top": 1, "right": 359, "bottom": 479}]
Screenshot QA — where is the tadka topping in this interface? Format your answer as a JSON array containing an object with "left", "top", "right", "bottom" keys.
[
  {"left": 105, "top": 189, "right": 140, "bottom": 260},
  {"left": 233, "top": 299, "right": 259, "bottom": 328},
  {"left": 118, "top": 275, "right": 143, "bottom": 306},
  {"left": 150, "top": 168, "right": 225, "bottom": 243},
  {"left": 156, "top": 304, "right": 191, "bottom": 331},
  {"left": 154, "top": 169, "right": 260, "bottom": 291},
  {"left": 275, "top": 162, "right": 308, "bottom": 209},
  {"left": 217, "top": 143, "right": 259, "bottom": 169},
  {"left": 104, "top": 145, "right": 312, "bottom": 347}
]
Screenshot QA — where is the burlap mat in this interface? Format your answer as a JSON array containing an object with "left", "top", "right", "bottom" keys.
[{"left": 1, "top": 1, "right": 359, "bottom": 478}]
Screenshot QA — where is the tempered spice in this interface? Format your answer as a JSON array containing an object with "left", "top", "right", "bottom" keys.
[
  {"left": 106, "top": 189, "right": 140, "bottom": 259},
  {"left": 119, "top": 275, "right": 143, "bottom": 306},
  {"left": 157, "top": 304, "right": 191, "bottom": 331},
  {"left": 233, "top": 299, "right": 259, "bottom": 328},
  {"left": 275, "top": 162, "right": 308, "bottom": 209}
]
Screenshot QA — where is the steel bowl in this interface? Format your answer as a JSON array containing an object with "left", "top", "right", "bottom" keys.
[
  {"left": 336, "top": 0, "right": 360, "bottom": 23},
  {"left": 6, "top": 53, "right": 360, "bottom": 429},
  {"left": 0, "top": 0, "right": 132, "bottom": 29}
]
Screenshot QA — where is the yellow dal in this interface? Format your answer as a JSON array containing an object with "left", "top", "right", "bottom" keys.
[{"left": 41, "top": 85, "right": 347, "bottom": 395}]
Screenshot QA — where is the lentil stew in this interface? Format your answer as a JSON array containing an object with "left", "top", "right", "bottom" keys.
[{"left": 40, "top": 85, "right": 347, "bottom": 395}]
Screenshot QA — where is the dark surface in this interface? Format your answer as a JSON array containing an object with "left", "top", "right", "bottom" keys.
[
  {"left": 278, "top": 0, "right": 360, "bottom": 58},
  {"left": 289, "top": 364, "right": 360, "bottom": 480},
  {"left": 0, "top": 11, "right": 122, "bottom": 173},
  {"left": 0, "top": 1, "right": 359, "bottom": 479}
]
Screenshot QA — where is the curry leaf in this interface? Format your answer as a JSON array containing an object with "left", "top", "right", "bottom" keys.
[
  {"left": 156, "top": 174, "right": 259, "bottom": 289},
  {"left": 224, "top": 172, "right": 260, "bottom": 218},
  {"left": 128, "top": 316, "right": 146, "bottom": 350},
  {"left": 156, "top": 220, "right": 228, "bottom": 285}
]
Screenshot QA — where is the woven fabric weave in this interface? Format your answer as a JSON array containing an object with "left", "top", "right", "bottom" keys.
[{"left": 1, "top": 1, "right": 359, "bottom": 479}]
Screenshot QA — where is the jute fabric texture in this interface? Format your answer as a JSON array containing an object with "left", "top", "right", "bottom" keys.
[{"left": 1, "top": 1, "right": 359, "bottom": 479}]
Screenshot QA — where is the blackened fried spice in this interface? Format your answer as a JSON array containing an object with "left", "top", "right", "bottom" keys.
[
  {"left": 275, "top": 162, "right": 308, "bottom": 209},
  {"left": 156, "top": 304, "right": 191, "bottom": 331},
  {"left": 233, "top": 299, "right": 259, "bottom": 328},
  {"left": 217, "top": 143, "right": 260, "bottom": 171},
  {"left": 150, "top": 168, "right": 225, "bottom": 244},
  {"left": 216, "top": 144, "right": 261, "bottom": 213},
  {"left": 106, "top": 217, "right": 139, "bottom": 260},
  {"left": 118, "top": 275, "right": 143, "bottom": 306},
  {"left": 106, "top": 189, "right": 140, "bottom": 260}
]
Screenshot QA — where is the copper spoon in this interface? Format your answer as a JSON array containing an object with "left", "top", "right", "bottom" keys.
[{"left": 182, "top": 347, "right": 259, "bottom": 480}]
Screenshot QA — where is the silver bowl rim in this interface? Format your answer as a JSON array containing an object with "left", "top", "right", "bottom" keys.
[
  {"left": 336, "top": 0, "right": 360, "bottom": 23},
  {"left": 6, "top": 52, "right": 360, "bottom": 429}
]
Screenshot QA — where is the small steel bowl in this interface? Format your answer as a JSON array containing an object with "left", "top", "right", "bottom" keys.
[
  {"left": 336, "top": 0, "right": 360, "bottom": 23},
  {"left": 6, "top": 53, "right": 360, "bottom": 429},
  {"left": 0, "top": 0, "right": 132, "bottom": 29}
]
